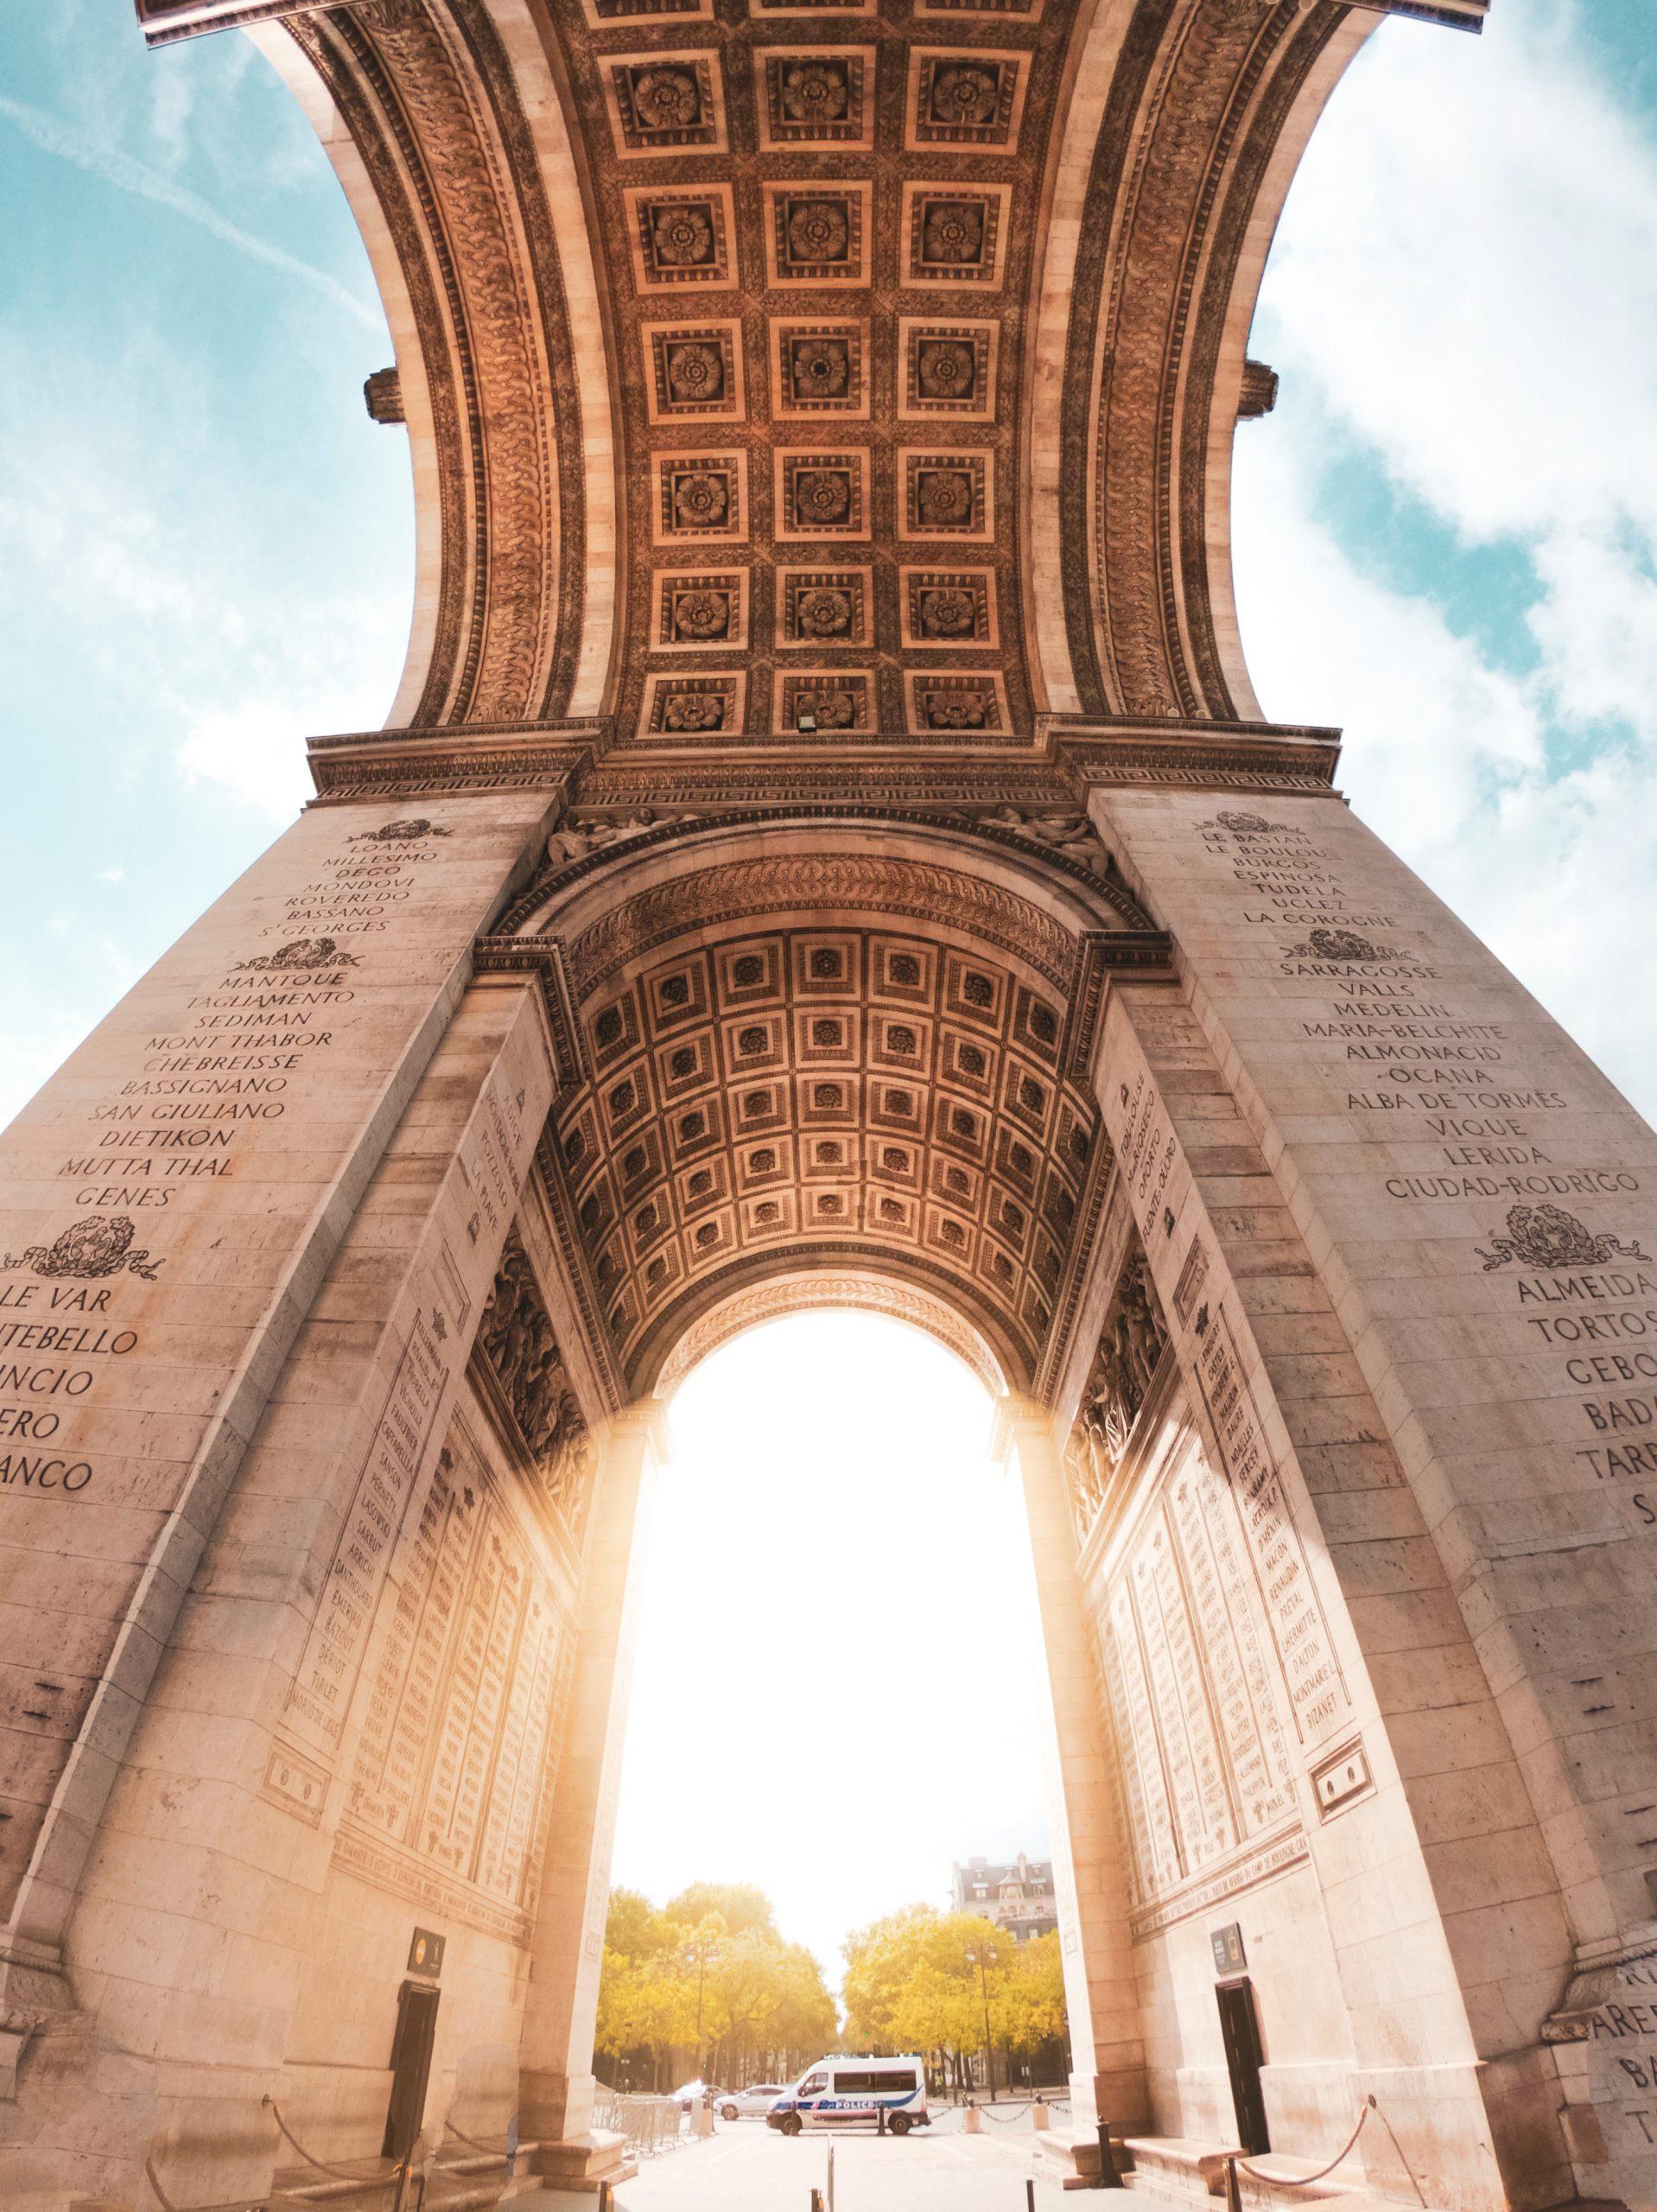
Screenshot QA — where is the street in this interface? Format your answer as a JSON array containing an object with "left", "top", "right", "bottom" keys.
[{"left": 518, "top": 2111, "right": 1075, "bottom": 2212}]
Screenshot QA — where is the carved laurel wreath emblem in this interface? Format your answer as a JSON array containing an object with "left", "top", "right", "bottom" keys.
[
  {"left": 1476, "top": 1205, "right": 1648, "bottom": 1275},
  {"left": 233, "top": 938, "right": 361, "bottom": 973},
  {"left": 2, "top": 1217, "right": 162, "bottom": 1281},
  {"left": 1283, "top": 927, "right": 1397, "bottom": 963},
  {"left": 346, "top": 817, "right": 452, "bottom": 844}
]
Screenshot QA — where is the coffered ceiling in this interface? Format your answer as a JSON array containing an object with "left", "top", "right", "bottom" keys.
[
  {"left": 236, "top": 0, "right": 1477, "bottom": 750},
  {"left": 556, "top": 0, "right": 1073, "bottom": 747}
]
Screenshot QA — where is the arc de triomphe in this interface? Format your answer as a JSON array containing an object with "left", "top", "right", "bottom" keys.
[{"left": 7, "top": 3, "right": 1657, "bottom": 2209}]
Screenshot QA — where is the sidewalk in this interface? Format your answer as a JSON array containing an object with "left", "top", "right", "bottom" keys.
[{"left": 511, "top": 2113, "right": 1070, "bottom": 2212}]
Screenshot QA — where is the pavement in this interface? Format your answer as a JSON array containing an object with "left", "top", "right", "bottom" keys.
[{"left": 512, "top": 2109, "right": 1079, "bottom": 2212}]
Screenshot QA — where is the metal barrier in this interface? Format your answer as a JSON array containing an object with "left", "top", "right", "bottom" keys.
[
  {"left": 592, "top": 2092, "right": 690, "bottom": 2158},
  {"left": 1222, "top": 2099, "right": 1376, "bottom": 2212},
  {"left": 144, "top": 2099, "right": 417, "bottom": 2212},
  {"left": 263, "top": 2096, "right": 422, "bottom": 2209},
  {"left": 143, "top": 2155, "right": 264, "bottom": 2212}
]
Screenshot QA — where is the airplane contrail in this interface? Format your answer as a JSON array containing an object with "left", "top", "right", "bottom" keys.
[{"left": 0, "top": 92, "right": 384, "bottom": 333}]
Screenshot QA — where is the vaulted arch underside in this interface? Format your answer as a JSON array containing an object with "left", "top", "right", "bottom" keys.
[
  {"left": 232, "top": 0, "right": 1481, "bottom": 749},
  {"left": 482, "top": 810, "right": 1170, "bottom": 1395}
]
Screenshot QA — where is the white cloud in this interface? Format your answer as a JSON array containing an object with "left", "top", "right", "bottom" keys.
[
  {"left": 1232, "top": 429, "right": 1541, "bottom": 836},
  {"left": 174, "top": 697, "right": 315, "bottom": 818},
  {"left": 1526, "top": 529, "right": 1657, "bottom": 733},
  {"left": 1235, "top": 432, "right": 1657, "bottom": 1120},
  {"left": 1259, "top": 1, "right": 1657, "bottom": 546},
  {"left": 0, "top": 339, "right": 407, "bottom": 823},
  {"left": 1234, "top": 0, "right": 1657, "bottom": 1122}
]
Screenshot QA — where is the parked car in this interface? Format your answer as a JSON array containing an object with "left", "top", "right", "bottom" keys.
[
  {"left": 670, "top": 2078, "right": 708, "bottom": 2113},
  {"left": 719, "top": 2083, "right": 788, "bottom": 2120},
  {"left": 767, "top": 2056, "right": 929, "bottom": 2136}
]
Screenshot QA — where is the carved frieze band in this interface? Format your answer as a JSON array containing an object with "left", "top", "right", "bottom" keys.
[
  {"left": 562, "top": 853, "right": 1082, "bottom": 996},
  {"left": 136, "top": 0, "right": 359, "bottom": 44},
  {"left": 496, "top": 800, "right": 1171, "bottom": 946},
  {"left": 306, "top": 722, "right": 603, "bottom": 801},
  {"left": 1057, "top": 0, "right": 1343, "bottom": 720},
  {"left": 287, "top": 1, "right": 590, "bottom": 726},
  {"left": 655, "top": 1273, "right": 1006, "bottom": 1398}
]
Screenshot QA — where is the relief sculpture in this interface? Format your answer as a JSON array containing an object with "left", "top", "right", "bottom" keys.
[
  {"left": 477, "top": 1233, "right": 594, "bottom": 1536},
  {"left": 1063, "top": 1235, "right": 1170, "bottom": 1542}
]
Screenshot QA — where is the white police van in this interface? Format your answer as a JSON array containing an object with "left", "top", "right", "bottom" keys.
[{"left": 766, "top": 2056, "right": 929, "bottom": 2136}]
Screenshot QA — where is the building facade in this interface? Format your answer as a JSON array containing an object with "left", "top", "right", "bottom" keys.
[
  {"left": 8, "top": 2, "right": 1657, "bottom": 2209},
  {"left": 953, "top": 1853, "right": 1058, "bottom": 1942}
]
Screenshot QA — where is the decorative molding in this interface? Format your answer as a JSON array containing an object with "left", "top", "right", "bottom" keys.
[
  {"left": 1236, "top": 358, "right": 1279, "bottom": 420},
  {"left": 473, "top": 1233, "right": 595, "bottom": 1540},
  {"left": 497, "top": 804, "right": 1170, "bottom": 945},
  {"left": 288, "top": 0, "right": 593, "bottom": 724},
  {"left": 306, "top": 721, "right": 603, "bottom": 800},
  {"left": 576, "top": 767, "right": 1078, "bottom": 809},
  {"left": 1363, "top": 0, "right": 1486, "bottom": 24},
  {"left": 562, "top": 854, "right": 1082, "bottom": 996},
  {"left": 136, "top": 0, "right": 359, "bottom": 44},
  {"left": 653, "top": 1269, "right": 1006, "bottom": 1397},
  {"left": 1063, "top": 1226, "right": 1172, "bottom": 1547},
  {"left": 1127, "top": 1823, "right": 1309, "bottom": 1941},
  {"left": 1046, "top": 714, "right": 1343, "bottom": 792},
  {"left": 1055, "top": 1, "right": 1351, "bottom": 721},
  {"left": 364, "top": 365, "right": 407, "bottom": 423},
  {"left": 471, "top": 936, "right": 588, "bottom": 1087},
  {"left": 1034, "top": 1121, "right": 1118, "bottom": 1408}
]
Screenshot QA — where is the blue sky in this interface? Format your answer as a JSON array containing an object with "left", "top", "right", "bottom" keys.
[
  {"left": 1, "top": 0, "right": 409, "bottom": 1122},
  {"left": 1233, "top": 0, "right": 1657, "bottom": 1123},
  {"left": 3, "top": 0, "right": 1655, "bottom": 1135}
]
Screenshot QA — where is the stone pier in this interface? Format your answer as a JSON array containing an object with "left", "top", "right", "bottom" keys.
[{"left": 12, "top": 1, "right": 1655, "bottom": 2208}]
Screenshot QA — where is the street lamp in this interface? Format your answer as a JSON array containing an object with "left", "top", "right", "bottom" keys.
[{"left": 964, "top": 1943, "right": 999, "bottom": 2101}]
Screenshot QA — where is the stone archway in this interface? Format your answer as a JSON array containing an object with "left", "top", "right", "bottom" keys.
[
  {"left": 463, "top": 812, "right": 1175, "bottom": 2188},
  {"left": 652, "top": 1269, "right": 1008, "bottom": 1399},
  {"left": 490, "top": 808, "right": 1171, "bottom": 1401},
  {"left": 15, "top": 2, "right": 1657, "bottom": 2209}
]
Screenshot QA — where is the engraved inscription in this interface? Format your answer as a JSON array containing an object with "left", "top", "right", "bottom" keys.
[{"left": 286, "top": 1310, "right": 448, "bottom": 1757}]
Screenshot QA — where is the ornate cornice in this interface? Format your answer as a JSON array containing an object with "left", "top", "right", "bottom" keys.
[
  {"left": 496, "top": 803, "right": 1171, "bottom": 943},
  {"left": 136, "top": 0, "right": 360, "bottom": 43},
  {"left": 1046, "top": 713, "right": 1342, "bottom": 792},
  {"left": 471, "top": 937, "right": 589, "bottom": 1087},
  {"left": 306, "top": 721, "right": 604, "bottom": 800},
  {"left": 1368, "top": 0, "right": 1486, "bottom": 24},
  {"left": 562, "top": 852, "right": 1084, "bottom": 997}
]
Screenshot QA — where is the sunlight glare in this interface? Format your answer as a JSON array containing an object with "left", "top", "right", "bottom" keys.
[{"left": 609, "top": 1310, "right": 1054, "bottom": 1986}]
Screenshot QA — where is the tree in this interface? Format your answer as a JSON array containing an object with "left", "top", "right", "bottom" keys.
[
  {"left": 594, "top": 1882, "right": 837, "bottom": 2092},
  {"left": 841, "top": 1906, "right": 1070, "bottom": 2097},
  {"left": 665, "top": 1882, "right": 778, "bottom": 1940},
  {"left": 996, "top": 1931, "right": 1069, "bottom": 2084}
]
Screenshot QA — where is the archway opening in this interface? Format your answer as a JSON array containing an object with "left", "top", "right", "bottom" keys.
[{"left": 601, "top": 1307, "right": 1068, "bottom": 2107}]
